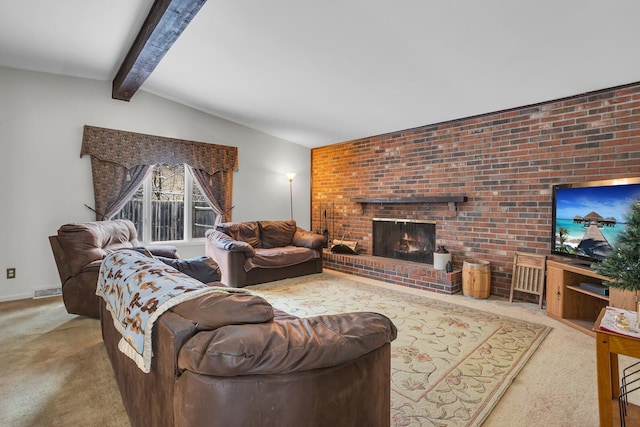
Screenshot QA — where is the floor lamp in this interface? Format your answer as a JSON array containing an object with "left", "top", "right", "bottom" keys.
[{"left": 285, "top": 172, "right": 297, "bottom": 219}]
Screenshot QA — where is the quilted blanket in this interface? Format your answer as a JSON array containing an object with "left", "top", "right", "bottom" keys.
[{"left": 96, "top": 249, "right": 244, "bottom": 373}]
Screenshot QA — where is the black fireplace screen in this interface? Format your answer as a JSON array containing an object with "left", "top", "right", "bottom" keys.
[{"left": 372, "top": 219, "right": 436, "bottom": 264}]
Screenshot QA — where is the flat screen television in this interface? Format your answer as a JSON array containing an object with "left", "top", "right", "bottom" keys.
[{"left": 551, "top": 177, "right": 640, "bottom": 265}]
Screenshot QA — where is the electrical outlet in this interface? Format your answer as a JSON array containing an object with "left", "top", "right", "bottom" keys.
[{"left": 6, "top": 268, "right": 15, "bottom": 279}]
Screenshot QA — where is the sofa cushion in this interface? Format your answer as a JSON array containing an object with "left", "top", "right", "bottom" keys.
[
  {"left": 177, "top": 311, "right": 397, "bottom": 376},
  {"left": 171, "top": 292, "right": 274, "bottom": 330},
  {"left": 258, "top": 220, "right": 297, "bottom": 249},
  {"left": 157, "top": 256, "right": 221, "bottom": 284},
  {"left": 245, "top": 247, "right": 319, "bottom": 271},
  {"left": 216, "top": 222, "right": 262, "bottom": 248}
]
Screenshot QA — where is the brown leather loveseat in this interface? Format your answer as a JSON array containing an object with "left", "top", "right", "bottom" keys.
[
  {"left": 205, "top": 220, "right": 324, "bottom": 287},
  {"left": 99, "top": 251, "right": 397, "bottom": 427}
]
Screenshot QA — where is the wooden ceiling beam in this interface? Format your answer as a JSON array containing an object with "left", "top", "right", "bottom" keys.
[{"left": 112, "top": 0, "right": 207, "bottom": 101}]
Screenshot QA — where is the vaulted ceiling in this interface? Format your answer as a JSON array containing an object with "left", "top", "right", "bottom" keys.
[{"left": 1, "top": 0, "right": 639, "bottom": 148}]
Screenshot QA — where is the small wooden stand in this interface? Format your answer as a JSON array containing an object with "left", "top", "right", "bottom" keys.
[{"left": 594, "top": 308, "right": 640, "bottom": 426}]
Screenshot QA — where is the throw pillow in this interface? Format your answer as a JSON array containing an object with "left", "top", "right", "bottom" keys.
[
  {"left": 216, "top": 222, "right": 262, "bottom": 248},
  {"left": 258, "top": 220, "right": 297, "bottom": 248}
]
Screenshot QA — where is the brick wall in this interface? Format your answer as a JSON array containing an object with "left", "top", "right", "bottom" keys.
[{"left": 311, "top": 82, "right": 640, "bottom": 298}]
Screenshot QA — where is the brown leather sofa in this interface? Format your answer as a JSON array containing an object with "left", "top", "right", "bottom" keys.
[
  {"left": 205, "top": 220, "right": 324, "bottom": 287},
  {"left": 49, "top": 219, "right": 179, "bottom": 318},
  {"left": 99, "top": 260, "right": 397, "bottom": 427}
]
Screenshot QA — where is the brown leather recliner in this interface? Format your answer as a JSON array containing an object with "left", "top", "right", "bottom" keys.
[{"left": 49, "top": 219, "right": 179, "bottom": 318}]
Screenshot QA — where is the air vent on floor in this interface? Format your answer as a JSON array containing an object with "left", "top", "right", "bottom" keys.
[{"left": 33, "top": 287, "right": 62, "bottom": 299}]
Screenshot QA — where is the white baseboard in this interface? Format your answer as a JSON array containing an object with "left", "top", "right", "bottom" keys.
[{"left": 0, "top": 292, "right": 35, "bottom": 302}]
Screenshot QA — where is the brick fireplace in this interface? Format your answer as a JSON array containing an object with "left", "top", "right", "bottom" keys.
[
  {"left": 312, "top": 82, "right": 640, "bottom": 298},
  {"left": 320, "top": 200, "right": 463, "bottom": 294},
  {"left": 372, "top": 218, "right": 435, "bottom": 264},
  {"left": 324, "top": 217, "right": 462, "bottom": 294}
]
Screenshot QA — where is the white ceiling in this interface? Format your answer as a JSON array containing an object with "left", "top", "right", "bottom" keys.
[{"left": 1, "top": 0, "right": 639, "bottom": 148}]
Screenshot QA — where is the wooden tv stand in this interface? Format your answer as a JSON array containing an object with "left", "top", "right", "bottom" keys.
[{"left": 546, "top": 259, "right": 635, "bottom": 337}]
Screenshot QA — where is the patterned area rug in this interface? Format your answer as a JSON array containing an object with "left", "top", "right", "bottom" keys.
[{"left": 249, "top": 272, "right": 551, "bottom": 427}]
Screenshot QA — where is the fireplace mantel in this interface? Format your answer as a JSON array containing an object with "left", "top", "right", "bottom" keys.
[{"left": 351, "top": 196, "right": 467, "bottom": 212}]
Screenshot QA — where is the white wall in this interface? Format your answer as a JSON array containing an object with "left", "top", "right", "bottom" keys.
[{"left": 0, "top": 66, "right": 311, "bottom": 301}]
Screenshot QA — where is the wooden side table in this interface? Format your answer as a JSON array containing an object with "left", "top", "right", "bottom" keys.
[{"left": 594, "top": 308, "right": 640, "bottom": 426}]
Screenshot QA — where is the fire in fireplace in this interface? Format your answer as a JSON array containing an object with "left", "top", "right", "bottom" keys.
[{"left": 372, "top": 218, "right": 436, "bottom": 264}]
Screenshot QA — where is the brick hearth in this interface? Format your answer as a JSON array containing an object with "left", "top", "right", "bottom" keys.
[{"left": 323, "top": 250, "right": 462, "bottom": 294}]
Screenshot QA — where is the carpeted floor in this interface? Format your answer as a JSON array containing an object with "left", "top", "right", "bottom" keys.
[
  {"left": 0, "top": 270, "right": 607, "bottom": 426},
  {"left": 250, "top": 273, "right": 551, "bottom": 427},
  {"left": 0, "top": 297, "right": 127, "bottom": 427}
]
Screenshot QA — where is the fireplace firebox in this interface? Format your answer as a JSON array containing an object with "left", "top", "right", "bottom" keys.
[{"left": 372, "top": 218, "right": 436, "bottom": 264}]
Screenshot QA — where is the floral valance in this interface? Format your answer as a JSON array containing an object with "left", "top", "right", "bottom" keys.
[{"left": 81, "top": 125, "right": 238, "bottom": 175}]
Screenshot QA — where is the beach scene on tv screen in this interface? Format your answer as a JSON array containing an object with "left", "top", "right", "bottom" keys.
[{"left": 554, "top": 183, "right": 640, "bottom": 261}]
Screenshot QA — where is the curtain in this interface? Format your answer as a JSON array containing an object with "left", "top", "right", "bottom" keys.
[
  {"left": 81, "top": 125, "right": 238, "bottom": 221},
  {"left": 89, "top": 161, "right": 151, "bottom": 220},
  {"left": 189, "top": 166, "right": 234, "bottom": 223}
]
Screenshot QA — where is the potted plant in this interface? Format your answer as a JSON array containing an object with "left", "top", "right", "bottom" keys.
[{"left": 596, "top": 200, "right": 640, "bottom": 326}]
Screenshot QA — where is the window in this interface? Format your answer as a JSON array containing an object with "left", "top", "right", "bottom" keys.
[{"left": 115, "top": 163, "right": 217, "bottom": 243}]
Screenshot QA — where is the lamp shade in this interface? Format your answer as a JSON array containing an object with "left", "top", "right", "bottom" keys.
[{"left": 285, "top": 172, "right": 297, "bottom": 181}]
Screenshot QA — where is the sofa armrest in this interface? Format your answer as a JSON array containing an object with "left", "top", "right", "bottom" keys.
[
  {"left": 147, "top": 245, "right": 180, "bottom": 259},
  {"left": 100, "top": 300, "right": 199, "bottom": 427},
  {"left": 205, "top": 231, "right": 254, "bottom": 287},
  {"left": 292, "top": 227, "right": 325, "bottom": 249},
  {"left": 205, "top": 229, "right": 255, "bottom": 257},
  {"left": 156, "top": 256, "right": 221, "bottom": 284},
  {"left": 49, "top": 235, "right": 72, "bottom": 284},
  {"left": 177, "top": 311, "right": 397, "bottom": 376}
]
